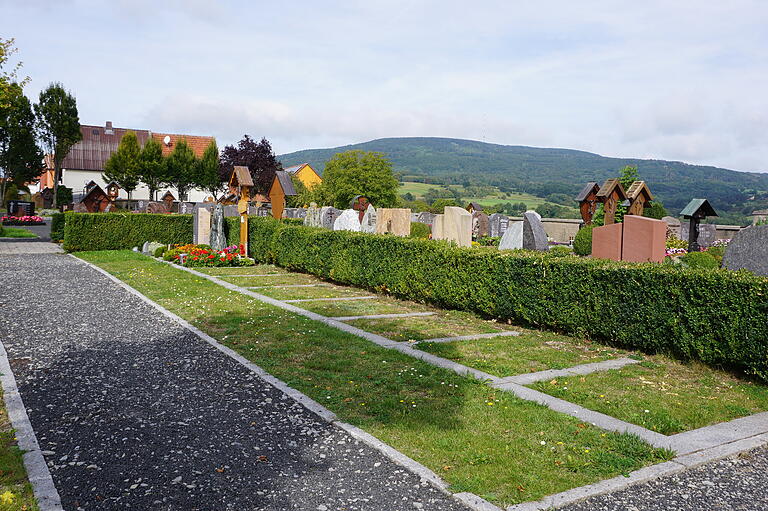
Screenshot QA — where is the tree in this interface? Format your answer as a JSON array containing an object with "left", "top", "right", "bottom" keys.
[
  {"left": 103, "top": 130, "right": 141, "bottom": 199},
  {"left": 319, "top": 150, "right": 399, "bottom": 209},
  {"left": 0, "top": 83, "right": 43, "bottom": 207},
  {"left": 35, "top": 83, "right": 81, "bottom": 207},
  {"left": 219, "top": 135, "right": 281, "bottom": 194},
  {"left": 194, "top": 140, "right": 223, "bottom": 200},
  {"left": 165, "top": 139, "right": 197, "bottom": 201},
  {"left": 138, "top": 137, "right": 165, "bottom": 201}
]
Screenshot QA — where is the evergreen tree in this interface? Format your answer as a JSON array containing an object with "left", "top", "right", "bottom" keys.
[
  {"left": 0, "top": 83, "right": 43, "bottom": 207},
  {"left": 103, "top": 130, "right": 141, "bottom": 199},
  {"left": 194, "top": 140, "right": 222, "bottom": 200}
]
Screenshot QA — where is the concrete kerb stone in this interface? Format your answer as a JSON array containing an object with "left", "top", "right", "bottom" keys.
[
  {"left": 248, "top": 284, "right": 321, "bottom": 289},
  {"left": 415, "top": 331, "right": 520, "bottom": 344},
  {"left": 499, "top": 358, "right": 640, "bottom": 385},
  {"left": 666, "top": 410, "right": 768, "bottom": 455},
  {"left": 217, "top": 273, "right": 283, "bottom": 277},
  {"left": 72, "top": 255, "right": 494, "bottom": 511},
  {"left": 0, "top": 339, "right": 64, "bottom": 511},
  {"left": 454, "top": 493, "right": 505, "bottom": 511},
  {"left": 283, "top": 296, "right": 377, "bottom": 303},
  {"left": 334, "top": 312, "right": 436, "bottom": 321}
]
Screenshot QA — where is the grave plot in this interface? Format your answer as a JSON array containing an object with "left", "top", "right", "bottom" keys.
[
  {"left": 194, "top": 264, "right": 288, "bottom": 276},
  {"left": 417, "top": 329, "right": 629, "bottom": 378},
  {"left": 296, "top": 296, "right": 429, "bottom": 318},
  {"left": 347, "top": 310, "right": 517, "bottom": 342},
  {"left": 256, "top": 283, "right": 373, "bottom": 301},
  {"left": 217, "top": 272, "right": 322, "bottom": 287},
  {"left": 528, "top": 356, "right": 768, "bottom": 435}
]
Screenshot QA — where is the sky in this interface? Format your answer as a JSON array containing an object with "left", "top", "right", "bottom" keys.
[{"left": 2, "top": 0, "right": 768, "bottom": 172}]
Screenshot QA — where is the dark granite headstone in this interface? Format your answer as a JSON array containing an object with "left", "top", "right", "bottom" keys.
[
  {"left": 489, "top": 213, "right": 509, "bottom": 238},
  {"left": 472, "top": 212, "right": 490, "bottom": 239},
  {"left": 680, "top": 223, "right": 717, "bottom": 249},
  {"left": 8, "top": 200, "right": 34, "bottom": 216},
  {"left": 416, "top": 211, "right": 435, "bottom": 225},
  {"left": 523, "top": 211, "right": 548, "bottom": 251},
  {"left": 722, "top": 225, "right": 768, "bottom": 276},
  {"left": 210, "top": 204, "right": 227, "bottom": 251},
  {"left": 146, "top": 202, "right": 168, "bottom": 214}
]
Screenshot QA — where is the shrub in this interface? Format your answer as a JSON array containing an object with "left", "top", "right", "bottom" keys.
[
  {"left": 50, "top": 212, "right": 65, "bottom": 242},
  {"left": 409, "top": 222, "right": 431, "bottom": 239},
  {"left": 706, "top": 245, "right": 726, "bottom": 264},
  {"left": 476, "top": 236, "right": 500, "bottom": 246},
  {"left": 680, "top": 251, "right": 720, "bottom": 270},
  {"left": 547, "top": 245, "right": 573, "bottom": 257},
  {"left": 56, "top": 186, "right": 73, "bottom": 205},
  {"left": 0, "top": 224, "right": 4, "bottom": 237},
  {"left": 573, "top": 225, "right": 593, "bottom": 256},
  {"left": 666, "top": 236, "right": 688, "bottom": 249},
  {"left": 63, "top": 213, "right": 193, "bottom": 252},
  {"left": 153, "top": 245, "right": 167, "bottom": 258},
  {"left": 244, "top": 217, "right": 768, "bottom": 381}
]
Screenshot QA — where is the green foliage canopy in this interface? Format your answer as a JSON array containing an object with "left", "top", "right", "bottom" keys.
[
  {"left": 138, "top": 137, "right": 165, "bottom": 201},
  {"left": 103, "top": 130, "right": 141, "bottom": 198},
  {"left": 165, "top": 139, "right": 197, "bottom": 201},
  {"left": 319, "top": 150, "right": 399, "bottom": 209}
]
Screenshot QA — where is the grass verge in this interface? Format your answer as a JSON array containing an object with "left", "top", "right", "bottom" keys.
[
  {"left": 529, "top": 358, "right": 768, "bottom": 435},
  {"left": 77, "top": 250, "right": 671, "bottom": 506},
  {"left": 0, "top": 388, "right": 39, "bottom": 510},
  {"left": 418, "top": 330, "right": 628, "bottom": 377},
  {"left": 348, "top": 310, "right": 517, "bottom": 342},
  {"left": 0, "top": 228, "right": 37, "bottom": 239}
]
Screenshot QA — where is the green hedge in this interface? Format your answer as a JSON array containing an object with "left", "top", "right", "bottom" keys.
[
  {"left": 63, "top": 212, "right": 193, "bottom": 251},
  {"left": 245, "top": 217, "right": 768, "bottom": 380},
  {"left": 50, "top": 212, "right": 65, "bottom": 242}
]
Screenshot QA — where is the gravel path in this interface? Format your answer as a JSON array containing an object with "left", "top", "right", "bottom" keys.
[
  {"left": 559, "top": 446, "right": 768, "bottom": 510},
  {"left": 0, "top": 254, "right": 468, "bottom": 511}
]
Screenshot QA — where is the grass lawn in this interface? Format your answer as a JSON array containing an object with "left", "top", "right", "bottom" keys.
[
  {"left": 349, "top": 310, "right": 517, "bottom": 342},
  {"left": 257, "top": 284, "right": 373, "bottom": 301},
  {"left": 76, "top": 250, "right": 671, "bottom": 506},
  {"left": 529, "top": 358, "right": 768, "bottom": 435},
  {"left": 0, "top": 228, "right": 37, "bottom": 239},
  {"left": 299, "top": 296, "right": 429, "bottom": 317},
  {"left": 0, "top": 389, "right": 39, "bottom": 511},
  {"left": 418, "top": 330, "right": 628, "bottom": 377},
  {"left": 218, "top": 273, "right": 323, "bottom": 287},
  {"left": 193, "top": 265, "right": 287, "bottom": 276}
]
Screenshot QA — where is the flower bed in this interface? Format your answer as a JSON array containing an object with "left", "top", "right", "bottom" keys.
[
  {"left": 165, "top": 244, "right": 254, "bottom": 267},
  {"left": 1, "top": 215, "right": 45, "bottom": 226}
]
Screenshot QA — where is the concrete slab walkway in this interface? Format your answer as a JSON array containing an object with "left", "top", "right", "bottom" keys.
[{"left": 0, "top": 254, "right": 469, "bottom": 511}]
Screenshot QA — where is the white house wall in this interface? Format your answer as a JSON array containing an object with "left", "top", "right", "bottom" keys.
[{"left": 62, "top": 169, "right": 212, "bottom": 202}]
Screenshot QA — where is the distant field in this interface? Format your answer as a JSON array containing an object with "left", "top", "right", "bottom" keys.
[{"left": 398, "top": 181, "right": 548, "bottom": 208}]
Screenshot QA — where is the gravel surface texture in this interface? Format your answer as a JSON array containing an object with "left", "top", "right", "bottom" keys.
[
  {"left": 560, "top": 446, "right": 768, "bottom": 511},
  {"left": 0, "top": 254, "right": 468, "bottom": 511}
]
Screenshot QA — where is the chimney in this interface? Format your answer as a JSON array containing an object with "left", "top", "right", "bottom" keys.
[{"left": 105, "top": 121, "right": 114, "bottom": 135}]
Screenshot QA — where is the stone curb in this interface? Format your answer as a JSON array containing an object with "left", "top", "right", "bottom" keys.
[
  {"left": 498, "top": 358, "right": 640, "bottom": 385},
  {"left": 283, "top": 295, "right": 377, "bottom": 303},
  {"left": 335, "top": 312, "right": 436, "bottom": 321},
  {"left": 415, "top": 331, "right": 521, "bottom": 344},
  {"left": 74, "top": 256, "right": 496, "bottom": 511},
  {"left": 0, "top": 331, "right": 64, "bottom": 510}
]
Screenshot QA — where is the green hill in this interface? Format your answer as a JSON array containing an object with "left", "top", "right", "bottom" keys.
[{"left": 279, "top": 137, "right": 768, "bottom": 222}]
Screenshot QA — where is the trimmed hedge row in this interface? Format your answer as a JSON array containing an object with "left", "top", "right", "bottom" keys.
[
  {"left": 245, "top": 217, "right": 768, "bottom": 380},
  {"left": 63, "top": 212, "right": 194, "bottom": 251},
  {"left": 50, "top": 212, "right": 66, "bottom": 242}
]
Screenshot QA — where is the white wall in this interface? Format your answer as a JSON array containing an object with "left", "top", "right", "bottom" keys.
[{"left": 62, "top": 169, "right": 212, "bottom": 202}]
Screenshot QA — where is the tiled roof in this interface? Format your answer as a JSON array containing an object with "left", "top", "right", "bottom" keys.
[{"left": 152, "top": 132, "right": 214, "bottom": 158}]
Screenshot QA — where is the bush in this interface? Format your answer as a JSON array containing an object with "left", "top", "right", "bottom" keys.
[
  {"left": 244, "top": 217, "right": 768, "bottom": 381},
  {"left": 0, "top": 224, "right": 4, "bottom": 237},
  {"left": 63, "top": 213, "right": 193, "bottom": 252},
  {"left": 573, "top": 225, "right": 593, "bottom": 256},
  {"left": 666, "top": 236, "right": 688, "bottom": 249},
  {"left": 50, "top": 212, "right": 65, "bottom": 242},
  {"left": 547, "top": 245, "right": 573, "bottom": 257},
  {"left": 409, "top": 222, "right": 431, "bottom": 239},
  {"left": 476, "top": 236, "right": 500, "bottom": 247},
  {"left": 680, "top": 251, "right": 720, "bottom": 270},
  {"left": 56, "top": 186, "right": 73, "bottom": 206},
  {"left": 153, "top": 245, "right": 167, "bottom": 258},
  {"left": 706, "top": 245, "right": 726, "bottom": 264}
]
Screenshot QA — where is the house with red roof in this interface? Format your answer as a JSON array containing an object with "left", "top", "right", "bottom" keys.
[{"left": 36, "top": 121, "right": 216, "bottom": 201}]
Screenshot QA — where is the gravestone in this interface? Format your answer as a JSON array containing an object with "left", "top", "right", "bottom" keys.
[
  {"left": 179, "top": 202, "right": 195, "bottom": 215},
  {"left": 680, "top": 223, "right": 717, "bottom": 249},
  {"left": 146, "top": 202, "right": 168, "bottom": 214},
  {"left": 592, "top": 223, "right": 623, "bottom": 261},
  {"left": 472, "top": 211, "right": 490, "bottom": 239},
  {"left": 442, "top": 206, "right": 471, "bottom": 247},
  {"left": 432, "top": 214, "right": 445, "bottom": 240},
  {"left": 411, "top": 213, "right": 420, "bottom": 223},
  {"left": 361, "top": 204, "right": 377, "bottom": 233},
  {"left": 210, "top": 204, "right": 227, "bottom": 251},
  {"left": 489, "top": 213, "right": 510, "bottom": 238},
  {"left": 662, "top": 216, "right": 681, "bottom": 239},
  {"left": 223, "top": 205, "right": 239, "bottom": 217},
  {"left": 283, "top": 208, "right": 306, "bottom": 219},
  {"left": 498, "top": 221, "right": 523, "bottom": 250},
  {"left": 334, "top": 209, "right": 362, "bottom": 232},
  {"left": 375, "top": 208, "right": 411, "bottom": 236},
  {"left": 320, "top": 206, "right": 341, "bottom": 229},
  {"left": 8, "top": 200, "right": 34, "bottom": 216},
  {"left": 523, "top": 211, "right": 548, "bottom": 251},
  {"left": 723, "top": 225, "right": 768, "bottom": 276},
  {"left": 416, "top": 211, "right": 435, "bottom": 225},
  {"left": 194, "top": 207, "right": 212, "bottom": 245},
  {"left": 304, "top": 203, "right": 322, "bottom": 227},
  {"left": 142, "top": 241, "right": 164, "bottom": 255}
]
